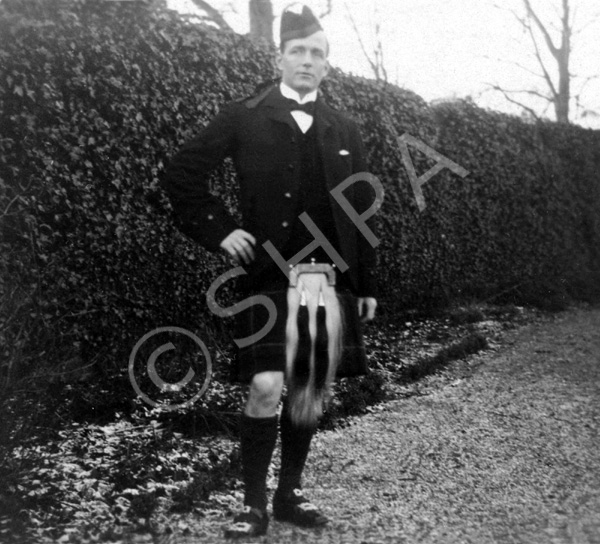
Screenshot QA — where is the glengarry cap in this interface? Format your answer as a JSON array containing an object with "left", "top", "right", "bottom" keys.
[{"left": 280, "top": 3, "right": 323, "bottom": 44}]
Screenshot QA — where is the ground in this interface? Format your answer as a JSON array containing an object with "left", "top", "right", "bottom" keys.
[
  {"left": 4, "top": 305, "right": 599, "bottom": 543},
  {"left": 173, "top": 304, "right": 600, "bottom": 543}
]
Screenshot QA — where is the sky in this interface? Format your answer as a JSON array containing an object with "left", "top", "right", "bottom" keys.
[{"left": 168, "top": 0, "right": 600, "bottom": 129}]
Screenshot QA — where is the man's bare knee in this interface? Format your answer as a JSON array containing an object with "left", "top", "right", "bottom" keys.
[{"left": 245, "top": 371, "right": 284, "bottom": 417}]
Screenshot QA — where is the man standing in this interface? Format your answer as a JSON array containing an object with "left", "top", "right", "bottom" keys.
[{"left": 163, "top": 4, "right": 378, "bottom": 538}]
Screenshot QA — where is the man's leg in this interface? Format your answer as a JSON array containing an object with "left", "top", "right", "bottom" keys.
[
  {"left": 273, "top": 399, "right": 329, "bottom": 527},
  {"left": 241, "top": 371, "right": 283, "bottom": 510},
  {"left": 276, "top": 398, "right": 316, "bottom": 494},
  {"left": 225, "top": 371, "right": 283, "bottom": 538}
]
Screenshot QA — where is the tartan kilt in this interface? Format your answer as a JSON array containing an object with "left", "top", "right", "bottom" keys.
[{"left": 231, "top": 288, "right": 369, "bottom": 384}]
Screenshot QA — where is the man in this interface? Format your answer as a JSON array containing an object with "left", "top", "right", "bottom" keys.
[{"left": 163, "top": 4, "right": 377, "bottom": 538}]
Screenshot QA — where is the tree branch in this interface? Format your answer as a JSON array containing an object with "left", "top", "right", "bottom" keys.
[
  {"left": 491, "top": 2, "right": 528, "bottom": 29},
  {"left": 487, "top": 84, "right": 542, "bottom": 120},
  {"left": 373, "top": 3, "right": 388, "bottom": 82},
  {"left": 491, "top": 0, "right": 579, "bottom": 124},
  {"left": 496, "top": 87, "right": 553, "bottom": 102},
  {"left": 344, "top": 2, "right": 379, "bottom": 79},
  {"left": 580, "top": 108, "right": 600, "bottom": 119},
  {"left": 570, "top": 2, "right": 578, "bottom": 30},
  {"left": 482, "top": 54, "right": 545, "bottom": 80},
  {"left": 572, "top": 11, "right": 600, "bottom": 36},
  {"left": 188, "top": 0, "right": 233, "bottom": 31},
  {"left": 319, "top": 0, "right": 333, "bottom": 19},
  {"left": 527, "top": 22, "right": 558, "bottom": 98},
  {"left": 522, "top": 0, "right": 560, "bottom": 58},
  {"left": 574, "top": 74, "right": 600, "bottom": 96}
]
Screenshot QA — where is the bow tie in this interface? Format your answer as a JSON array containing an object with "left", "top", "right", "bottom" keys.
[{"left": 287, "top": 99, "right": 315, "bottom": 115}]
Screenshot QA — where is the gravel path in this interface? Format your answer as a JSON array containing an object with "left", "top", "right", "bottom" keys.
[
  {"left": 178, "top": 305, "right": 600, "bottom": 543},
  {"left": 234, "top": 305, "right": 600, "bottom": 544}
]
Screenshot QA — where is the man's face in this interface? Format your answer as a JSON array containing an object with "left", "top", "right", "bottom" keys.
[{"left": 277, "top": 31, "right": 330, "bottom": 96}]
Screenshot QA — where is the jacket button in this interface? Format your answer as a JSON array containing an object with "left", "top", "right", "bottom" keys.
[
  {"left": 284, "top": 192, "right": 291, "bottom": 198},
  {"left": 282, "top": 221, "right": 289, "bottom": 228},
  {"left": 207, "top": 214, "right": 214, "bottom": 220}
]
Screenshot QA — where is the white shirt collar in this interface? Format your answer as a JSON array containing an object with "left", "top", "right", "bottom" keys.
[{"left": 280, "top": 82, "right": 317, "bottom": 105}]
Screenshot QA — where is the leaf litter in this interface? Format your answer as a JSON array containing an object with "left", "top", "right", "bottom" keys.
[{"left": 3, "top": 304, "right": 600, "bottom": 543}]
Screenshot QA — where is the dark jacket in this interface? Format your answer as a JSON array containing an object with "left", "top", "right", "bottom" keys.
[{"left": 163, "top": 85, "right": 377, "bottom": 297}]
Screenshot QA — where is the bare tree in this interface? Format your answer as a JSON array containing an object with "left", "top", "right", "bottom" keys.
[
  {"left": 344, "top": 0, "right": 388, "bottom": 82},
  {"left": 188, "top": 1, "right": 333, "bottom": 46},
  {"left": 249, "top": 0, "right": 274, "bottom": 44},
  {"left": 490, "top": 0, "right": 600, "bottom": 124}
]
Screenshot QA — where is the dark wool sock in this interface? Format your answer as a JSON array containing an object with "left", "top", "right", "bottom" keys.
[
  {"left": 240, "top": 413, "right": 278, "bottom": 511},
  {"left": 277, "top": 400, "right": 317, "bottom": 496}
]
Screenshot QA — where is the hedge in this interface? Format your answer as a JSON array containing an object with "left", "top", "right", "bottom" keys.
[{"left": 1, "top": 0, "right": 599, "bottom": 394}]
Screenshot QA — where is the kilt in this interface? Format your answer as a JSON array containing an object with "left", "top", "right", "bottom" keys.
[{"left": 232, "top": 286, "right": 369, "bottom": 384}]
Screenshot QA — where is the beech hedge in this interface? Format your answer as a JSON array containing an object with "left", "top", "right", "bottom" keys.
[{"left": 1, "top": 0, "right": 599, "bottom": 387}]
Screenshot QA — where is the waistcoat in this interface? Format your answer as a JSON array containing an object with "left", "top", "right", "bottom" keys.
[{"left": 285, "top": 122, "right": 340, "bottom": 263}]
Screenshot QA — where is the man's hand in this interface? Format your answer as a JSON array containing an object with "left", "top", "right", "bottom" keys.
[
  {"left": 220, "top": 229, "right": 257, "bottom": 265},
  {"left": 358, "top": 297, "right": 377, "bottom": 323}
]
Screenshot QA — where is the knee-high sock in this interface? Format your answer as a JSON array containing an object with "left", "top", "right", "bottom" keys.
[
  {"left": 240, "top": 413, "right": 278, "bottom": 510},
  {"left": 277, "top": 400, "right": 317, "bottom": 496}
]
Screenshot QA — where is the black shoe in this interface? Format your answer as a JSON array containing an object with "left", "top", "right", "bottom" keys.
[
  {"left": 224, "top": 506, "right": 269, "bottom": 539},
  {"left": 273, "top": 488, "right": 329, "bottom": 527}
]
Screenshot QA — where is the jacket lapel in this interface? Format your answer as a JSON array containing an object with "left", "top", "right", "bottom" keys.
[
  {"left": 259, "top": 88, "right": 340, "bottom": 193},
  {"left": 261, "top": 86, "right": 298, "bottom": 132}
]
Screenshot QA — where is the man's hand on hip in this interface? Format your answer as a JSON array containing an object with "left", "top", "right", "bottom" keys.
[
  {"left": 358, "top": 297, "right": 377, "bottom": 323},
  {"left": 220, "top": 229, "right": 257, "bottom": 265}
]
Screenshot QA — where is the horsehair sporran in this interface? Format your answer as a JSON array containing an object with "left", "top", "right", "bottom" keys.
[{"left": 285, "top": 263, "right": 344, "bottom": 427}]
